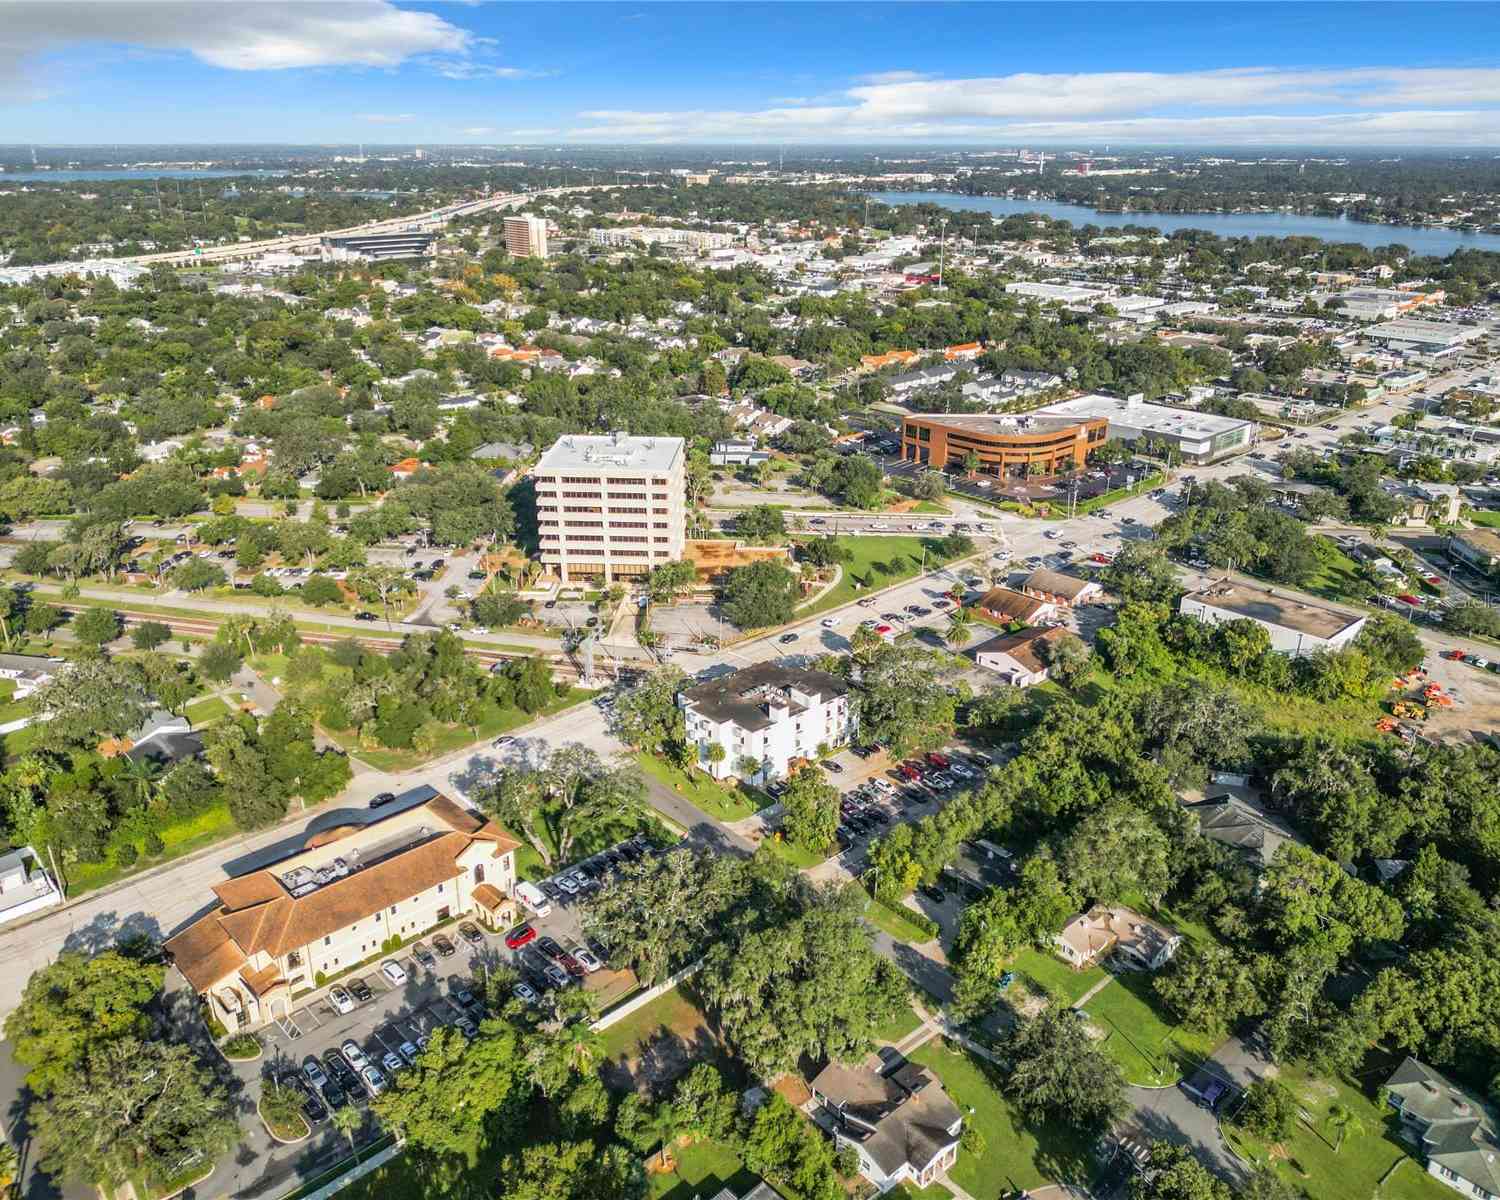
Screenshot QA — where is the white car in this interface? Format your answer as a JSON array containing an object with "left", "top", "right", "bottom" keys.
[
  {"left": 821, "top": 617, "right": 839, "bottom": 628},
  {"left": 398, "top": 1040, "right": 421, "bottom": 1066},
  {"left": 380, "top": 960, "right": 408, "bottom": 987},
  {"left": 556, "top": 874, "right": 579, "bottom": 897},
  {"left": 329, "top": 987, "right": 355, "bottom": 1014},
  {"left": 514, "top": 982, "right": 540, "bottom": 1005},
  {"left": 360, "top": 1064, "right": 387, "bottom": 1096},
  {"left": 381, "top": 1051, "right": 404, "bottom": 1076},
  {"left": 572, "top": 945, "right": 604, "bottom": 973},
  {"left": 341, "top": 1040, "right": 369, "bottom": 1072}
]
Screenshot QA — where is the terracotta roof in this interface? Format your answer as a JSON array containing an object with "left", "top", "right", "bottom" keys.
[
  {"left": 241, "top": 962, "right": 286, "bottom": 998},
  {"left": 472, "top": 883, "right": 508, "bottom": 911},
  {"left": 164, "top": 913, "right": 246, "bottom": 992},
  {"left": 974, "top": 626, "right": 1069, "bottom": 675},
  {"left": 305, "top": 825, "right": 360, "bottom": 850},
  {"left": 976, "top": 586, "right": 1053, "bottom": 623}
]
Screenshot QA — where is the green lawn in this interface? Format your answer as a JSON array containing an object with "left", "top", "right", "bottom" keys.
[
  {"left": 598, "top": 983, "right": 713, "bottom": 1064},
  {"left": 892, "top": 1182, "right": 954, "bottom": 1200},
  {"left": 760, "top": 832, "right": 828, "bottom": 869},
  {"left": 648, "top": 1136, "right": 764, "bottom": 1200},
  {"left": 1079, "top": 971, "right": 1219, "bottom": 1086},
  {"left": 1469, "top": 509, "right": 1500, "bottom": 529},
  {"left": 908, "top": 1039, "right": 1096, "bottom": 1200},
  {"left": 795, "top": 535, "right": 969, "bottom": 618},
  {"left": 874, "top": 1003, "right": 926, "bottom": 1046},
  {"left": 634, "top": 752, "right": 765, "bottom": 822},
  {"left": 1012, "top": 948, "right": 1108, "bottom": 1006},
  {"left": 864, "top": 897, "right": 937, "bottom": 944},
  {"left": 0, "top": 696, "right": 33, "bottom": 725},
  {"left": 1223, "top": 1062, "right": 1457, "bottom": 1200},
  {"left": 184, "top": 695, "right": 231, "bottom": 726}
]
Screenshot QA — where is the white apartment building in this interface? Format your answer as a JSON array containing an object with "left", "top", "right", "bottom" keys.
[
  {"left": 680, "top": 664, "right": 855, "bottom": 784},
  {"left": 503, "top": 214, "right": 549, "bottom": 259},
  {"left": 533, "top": 431, "right": 686, "bottom": 582},
  {"left": 589, "top": 226, "right": 735, "bottom": 251},
  {"left": 165, "top": 792, "right": 520, "bottom": 1033}
]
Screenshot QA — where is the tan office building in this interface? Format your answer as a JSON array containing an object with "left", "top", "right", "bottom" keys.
[
  {"left": 165, "top": 793, "right": 520, "bottom": 1033},
  {"left": 533, "top": 431, "right": 686, "bottom": 582},
  {"left": 503, "top": 214, "right": 549, "bottom": 259}
]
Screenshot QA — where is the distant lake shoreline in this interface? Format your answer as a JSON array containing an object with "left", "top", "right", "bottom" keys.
[
  {"left": 0, "top": 169, "right": 289, "bottom": 182},
  {"left": 868, "top": 190, "right": 1500, "bottom": 257}
]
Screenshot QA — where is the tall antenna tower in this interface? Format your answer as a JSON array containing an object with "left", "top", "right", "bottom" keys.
[
  {"left": 778, "top": 145, "right": 784, "bottom": 173},
  {"left": 30, "top": 145, "right": 37, "bottom": 166}
]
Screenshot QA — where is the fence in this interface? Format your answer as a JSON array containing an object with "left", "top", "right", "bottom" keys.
[
  {"left": 277, "top": 1136, "right": 402, "bottom": 1200},
  {"left": 593, "top": 961, "right": 702, "bottom": 1032}
]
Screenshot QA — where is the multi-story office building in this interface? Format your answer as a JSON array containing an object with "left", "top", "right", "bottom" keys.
[
  {"left": 900, "top": 412, "right": 1108, "bottom": 477},
  {"left": 164, "top": 791, "right": 520, "bottom": 1033},
  {"left": 319, "top": 231, "right": 436, "bottom": 263},
  {"left": 1032, "top": 393, "right": 1256, "bottom": 464},
  {"left": 503, "top": 214, "right": 549, "bottom": 259},
  {"left": 532, "top": 431, "right": 685, "bottom": 582},
  {"left": 680, "top": 663, "right": 855, "bottom": 785}
]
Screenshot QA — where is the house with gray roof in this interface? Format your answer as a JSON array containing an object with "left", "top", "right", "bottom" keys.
[
  {"left": 1385, "top": 1056, "right": 1500, "bottom": 1199},
  {"left": 810, "top": 1057, "right": 962, "bottom": 1193},
  {"left": 1184, "top": 787, "right": 1299, "bottom": 870}
]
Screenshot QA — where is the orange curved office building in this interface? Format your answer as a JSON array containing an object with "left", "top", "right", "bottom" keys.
[{"left": 901, "top": 412, "right": 1108, "bottom": 477}]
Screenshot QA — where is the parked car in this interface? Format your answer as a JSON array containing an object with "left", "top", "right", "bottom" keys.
[
  {"left": 778, "top": 632, "right": 799, "bottom": 644},
  {"left": 369, "top": 791, "right": 397, "bottom": 808},
  {"left": 348, "top": 978, "right": 374, "bottom": 1004},
  {"left": 340, "top": 1040, "right": 370, "bottom": 1072},
  {"left": 380, "top": 960, "right": 408, "bottom": 987},
  {"left": 360, "top": 1064, "right": 387, "bottom": 1097},
  {"left": 411, "top": 941, "right": 437, "bottom": 969},
  {"left": 398, "top": 1041, "right": 421, "bottom": 1066},
  {"left": 329, "top": 986, "right": 355, "bottom": 1014},
  {"left": 572, "top": 944, "right": 604, "bottom": 973},
  {"left": 537, "top": 936, "right": 565, "bottom": 962},
  {"left": 301, "top": 1056, "right": 328, "bottom": 1088},
  {"left": 323, "top": 1050, "right": 360, "bottom": 1096},
  {"left": 514, "top": 982, "right": 540, "bottom": 1005},
  {"left": 505, "top": 923, "right": 537, "bottom": 950},
  {"left": 456, "top": 1016, "right": 479, "bottom": 1040},
  {"left": 432, "top": 934, "right": 457, "bottom": 958},
  {"left": 458, "top": 922, "right": 485, "bottom": 948},
  {"left": 381, "top": 1051, "right": 404, "bottom": 1077}
]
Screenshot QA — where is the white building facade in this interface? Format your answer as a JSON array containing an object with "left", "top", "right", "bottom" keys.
[{"left": 680, "top": 664, "right": 855, "bottom": 784}]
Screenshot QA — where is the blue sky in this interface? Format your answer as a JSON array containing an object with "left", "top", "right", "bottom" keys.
[{"left": 3, "top": 1, "right": 1500, "bottom": 146}]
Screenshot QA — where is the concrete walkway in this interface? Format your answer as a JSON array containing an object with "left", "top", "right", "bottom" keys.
[{"left": 1074, "top": 974, "right": 1115, "bottom": 1008}]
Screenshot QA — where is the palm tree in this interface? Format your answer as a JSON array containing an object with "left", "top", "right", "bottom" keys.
[
  {"left": 121, "top": 755, "right": 165, "bottom": 806},
  {"left": 561, "top": 1017, "right": 603, "bottom": 1074},
  {"left": 646, "top": 1100, "right": 682, "bottom": 1168},
  {"left": 332, "top": 1105, "right": 363, "bottom": 1164},
  {"left": 945, "top": 607, "right": 973, "bottom": 648},
  {"left": 1326, "top": 1103, "right": 1362, "bottom": 1152}
]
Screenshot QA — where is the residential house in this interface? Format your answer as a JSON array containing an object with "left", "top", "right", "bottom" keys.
[
  {"left": 1022, "top": 567, "right": 1102, "bottom": 607},
  {"left": 1054, "top": 906, "right": 1181, "bottom": 971},
  {"left": 944, "top": 342, "right": 983, "bottom": 361},
  {"left": 164, "top": 791, "right": 520, "bottom": 1033},
  {"left": 861, "top": 350, "right": 920, "bottom": 371},
  {"left": 680, "top": 663, "right": 854, "bottom": 785},
  {"left": 0, "top": 653, "right": 63, "bottom": 700},
  {"left": 0, "top": 846, "right": 63, "bottom": 929},
  {"left": 471, "top": 442, "right": 534, "bottom": 464},
  {"left": 1183, "top": 787, "right": 1297, "bottom": 870},
  {"left": 973, "top": 627, "right": 1070, "bottom": 687},
  {"left": 1385, "top": 1057, "right": 1500, "bottom": 1200},
  {"left": 810, "top": 1058, "right": 963, "bottom": 1193},
  {"left": 975, "top": 586, "right": 1059, "bottom": 626}
]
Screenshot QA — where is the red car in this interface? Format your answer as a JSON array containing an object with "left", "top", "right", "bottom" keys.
[
  {"left": 1443, "top": 649, "right": 1466, "bottom": 661},
  {"left": 504, "top": 923, "right": 536, "bottom": 950},
  {"left": 1397, "top": 594, "right": 1421, "bottom": 607},
  {"left": 896, "top": 763, "right": 921, "bottom": 782},
  {"left": 926, "top": 752, "right": 951, "bottom": 769}
]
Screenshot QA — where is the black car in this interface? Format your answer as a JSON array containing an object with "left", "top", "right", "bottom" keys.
[
  {"left": 355, "top": 611, "right": 378, "bottom": 621},
  {"left": 323, "top": 1050, "right": 361, "bottom": 1097},
  {"left": 540, "top": 880, "right": 566, "bottom": 905},
  {"left": 458, "top": 922, "right": 485, "bottom": 948},
  {"left": 586, "top": 937, "right": 610, "bottom": 965},
  {"left": 432, "top": 933, "right": 457, "bottom": 958},
  {"left": 824, "top": 760, "right": 843, "bottom": 774},
  {"left": 468, "top": 571, "right": 486, "bottom": 581},
  {"left": 544, "top": 599, "right": 557, "bottom": 609},
  {"left": 919, "top": 883, "right": 946, "bottom": 903},
  {"left": 369, "top": 791, "right": 397, "bottom": 808},
  {"left": 298, "top": 1082, "right": 329, "bottom": 1125},
  {"left": 320, "top": 1079, "right": 347, "bottom": 1111},
  {"left": 348, "top": 978, "right": 374, "bottom": 1003},
  {"left": 778, "top": 632, "right": 798, "bottom": 644},
  {"left": 411, "top": 941, "right": 437, "bottom": 969},
  {"left": 537, "top": 936, "right": 565, "bottom": 962}
]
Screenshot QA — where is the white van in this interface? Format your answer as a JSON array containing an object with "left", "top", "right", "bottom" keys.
[{"left": 515, "top": 880, "right": 552, "bottom": 917}]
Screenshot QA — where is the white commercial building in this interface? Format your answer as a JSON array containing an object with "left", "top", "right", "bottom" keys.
[
  {"left": 533, "top": 431, "right": 685, "bottom": 582},
  {"left": 1033, "top": 392, "right": 1256, "bottom": 463},
  {"left": 1179, "top": 578, "right": 1367, "bottom": 657},
  {"left": 503, "top": 214, "right": 549, "bottom": 259},
  {"left": 680, "top": 664, "right": 855, "bottom": 785},
  {"left": 1361, "top": 318, "right": 1482, "bottom": 356}
]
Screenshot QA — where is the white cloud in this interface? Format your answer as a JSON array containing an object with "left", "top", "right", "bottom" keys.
[
  {"left": 357, "top": 113, "right": 415, "bottom": 125},
  {"left": 0, "top": 0, "right": 470, "bottom": 98},
  {"left": 853, "top": 70, "right": 933, "bottom": 86},
  {"left": 431, "top": 60, "right": 554, "bottom": 81},
  {"left": 568, "top": 65, "right": 1500, "bottom": 144}
]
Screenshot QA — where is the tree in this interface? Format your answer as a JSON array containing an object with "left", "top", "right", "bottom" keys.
[
  {"left": 1040, "top": 630, "right": 1091, "bottom": 687},
  {"left": 198, "top": 640, "right": 242, "bottom": 683},
  {"left": 1237, "top": 1078, "right": 1298, "bottom": 1143},
  {"left": 780, "top": 764, "right": 839, "bottom": 852},
  {"left": 300, "top": 573, "right": 344, "bottom": 606},
  {"left": 349, "top": 564, "right": 414, "bottom": 625},
  {"left": 647, "top": 559, "right": 698, "bottom": 603},
  {"left": 672, "top": 1062, "right": 738, "bottom": 1143},
  {"left": 609, "top": 664, "right": 690, "bottom": 756},
  {"left": 1153, "top": 942, "right": 1262, "bottom": 1039},
  {"left": 169, "top": 558, "right": 225, "bottom": 592},
  {"left": 944, "top": 605, "right": 974, "bottom": 648},
  {"left": 855, "top": 642, "right": 962, "bottom": 758},
  {"left": 31, "top": 1036, "right": 237, "bottom": 1189},
  {"left": 130, "top": 620, "right": 172, "bottom": 651},
  {"left": 31, "top": 659, "right": 150, "bottom": 749},
  {"left": 951, "top": 857, "right": 1077, "bottom": 1018},
  {"left": 475, "top": 767, "right": 554, "bottom": 867},
  {"left": 1325, "top": 1101, "right": 1363, "bottom": 1152},
  {"left": 614, "top": 1094, "right": 681, "bottom": 1168},
  {"left": 1129, "top": 1141, "right": 1234, "bottom": 1200},
  {"left": 23, "top": 601, "right": 63, "bottom": 637},
  {"left": 1101, "top": 542, "right": 1180, "bottom": 603},
  {"left": 742, "top": 1092, "right": 843, "bottom": 1200},
  {"left": 721, "top": 560, "right": 799, "bottom": 630},
  {"left": 372, "top": 1024, "right": 527, "bottom": 1166},
  {"left": 5, "top": 951, "right": 163, "bottom": 1098},
  {"left": 496, "top": 1139, "right": 646, "bottom": 1200},
  {"left": 331, "top": 1105, "right": 363, "bottom": 1165},
  {"left": 736, "top": 504, "right": 787, "bottom": 542},
  {"left": 1001, "top": 1004, "right": 1127, "bottom": 1129},
  {"left": 473, "top": 589, "right": 532, "bottom": 628},
  {"left": 71, "top": 606, "right": 120, "bottom": 647}
]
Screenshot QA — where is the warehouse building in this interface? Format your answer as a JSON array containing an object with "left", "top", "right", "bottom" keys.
[
  {"left": 1360, "top": 318, "right": 1482, "bottom": 357},
  {"left": 1179, "top": 578, "right": 1367, "bottom": 656}
]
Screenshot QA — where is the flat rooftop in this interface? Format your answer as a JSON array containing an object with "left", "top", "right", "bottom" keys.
[
  {"left": 903, "top": 412, "right": 1091, "bottom": 436},
  {"left": 681, "top": 662, "right": 848, "bottom": 731},
  {"left": 1364, "top": 318, "right": 1481, "bottom": 345},
  {"left": 1035, "top": 393, "right": 1254, "bottom": 439},
  {"left": 1184, "top": 579, "right": 1365, "bottom": 640},
  {"left": 535, "top": 432, "right": 684, "bottom": 475},
  {"left": 1456, "top": 527, "right": 1500, "bottom": 556}
]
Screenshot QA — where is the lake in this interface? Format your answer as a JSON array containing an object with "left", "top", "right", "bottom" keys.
[
  {"left": 0, "top": 169, "right": 288, "bottom": 182},
  {"left": 869, "top": 191, "right": 1500, "bottom": 257}
]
